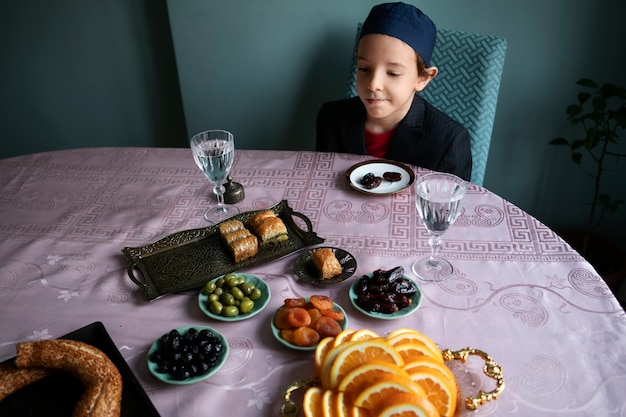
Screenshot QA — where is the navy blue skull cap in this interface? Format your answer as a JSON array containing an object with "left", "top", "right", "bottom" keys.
[{"left": 360, "top": 2, "right": 437, "bottom": 66}]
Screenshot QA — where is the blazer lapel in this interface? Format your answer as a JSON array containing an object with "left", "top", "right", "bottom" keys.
[{"left": 386, "top": 94, "right": 426, "bottom": 161}]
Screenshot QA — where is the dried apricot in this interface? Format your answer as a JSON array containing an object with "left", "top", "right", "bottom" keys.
[
  {"left": 274, "top": 307, "right": 293, "bottom": 330},
  {"left": 315, "top": 316, "right": 342, "bottom": 338},
  {"left": 293, "top": 326, "right": 321, "bottom": 347},
  {"left": 280, "top": 329, "right": 295, "bottom": 344},
  {"left": 310, "top": 295, "right": 334, "bottom": 310},
  {"left": 284, "top": 297, "right": 306, "bottom": 308},
  {"left": 287, "top": 307, "right": 312, "bottom": 328},
  {"left": 308, "top": 308, "right": 322, "bottom": 328},
  {"left": 320, "top": 308, "right": 345, "bottom": 321}
]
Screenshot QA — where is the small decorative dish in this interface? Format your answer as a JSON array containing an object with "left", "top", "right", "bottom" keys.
[
  {"left": 198, "top": 273, "right": 271, "bottom": 322},
  {"left": 271, "top": 298, "right": 348, "bottom": 351},
  {"left": 349, "top": 272, "right": 422, "bottom": 320},
  {"left": 294, "top": 247, "right": 357, "bottom": 287},
  {"left": 346, "top": 159, "right": 415, "bottom": 195},
  {"left": 147, "top": 325, "right": 228, "bottom": 385}
]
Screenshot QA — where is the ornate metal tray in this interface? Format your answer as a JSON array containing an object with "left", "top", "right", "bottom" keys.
[
  {"left": 280, "top": 347, "right": 505, "bottom": 417},
  {"left": 122, "top": 200, "right": 324, "bottom": 301}
]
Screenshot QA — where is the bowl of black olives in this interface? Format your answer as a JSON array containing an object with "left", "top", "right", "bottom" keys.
[
  {"left": 349, "top": 266, "right": 422, "bottom": 320},
  {"left": 198, "top": 273, "right": 270, "bottom": 322},
  {"left": 147, "top": 325, "right": 228, "bottom": 384}
]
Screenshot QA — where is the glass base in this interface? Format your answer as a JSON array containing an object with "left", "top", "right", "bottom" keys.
[
  {"left": 203, "top": 204, "right": 240, "bottom": 224},
  {"left": 411, "top": 256, "right": 454, "bottom": 282}
]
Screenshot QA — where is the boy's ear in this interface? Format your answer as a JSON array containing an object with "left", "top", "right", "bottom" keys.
[{"left": 415, "top": 66, "right": 438, "bottom": 92}]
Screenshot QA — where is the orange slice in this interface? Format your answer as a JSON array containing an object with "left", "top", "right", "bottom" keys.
[
  {"left": 386, "top": 329, "right": 442, "bottom": 362},
  {"left": 408, "top": 367, "right": 457, "bottom": 417},
  {"left": 403, "top": 356, "right": 457, "bottom": 386},
  {"left": 303, "top": 386, "right": 325, "bottom": 417},
  {"left": 322, "top": 389, "right": 338, "bottom": 417},
  {"left": 377, "top": 392, "right": 439, "bottom": 417},
  {"left": 315, "top": 337, "right": 336, "bottom": 377},
  {"left": 394, "top": 342, "right": 443, "bottom": 365},
  {"left": 334, "top": 391, "right": 353, "bottom": 417},
  {"left": 337, "top": 360, "right": 409, "bottom": 399},
  {"left": 333, "top": 330, "right": 356, "bottom": 347},
  {"left": 352, "top": 406, "right": 373, "bottom": 417},
  {"left": 353, "top": 374, "right": 425, "bottom": 412},
  {"left": 348, "top": 329, "right": 379, "bottom": 341},
  {"left": 328, "top": 339, "right": 404, "bottom": 389}
]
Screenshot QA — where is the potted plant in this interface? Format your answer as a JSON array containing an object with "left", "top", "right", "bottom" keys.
[{"left": 550, "top": 78, "right": 626, "bottom": 288}]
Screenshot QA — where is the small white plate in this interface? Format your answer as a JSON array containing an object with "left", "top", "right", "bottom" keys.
[{"left": 346, "top": 159, "right": 415, "bottom": 195}]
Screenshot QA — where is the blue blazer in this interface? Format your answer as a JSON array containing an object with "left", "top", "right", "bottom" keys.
[{"left": 316, "top": 95, "right": 472, "bottom": 182}]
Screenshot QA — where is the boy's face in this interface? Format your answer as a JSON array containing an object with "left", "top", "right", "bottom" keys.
[{"left": 356, "top": 34, "right": 432, "bottom": 132}]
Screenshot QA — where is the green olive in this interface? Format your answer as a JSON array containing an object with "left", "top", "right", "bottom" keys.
[
  {"left": 213, "top": 287, "right": 223, "bottom": 296},
  {"left": 240, "top": 282, "right": 254, "bottom": 296},
  {"left": 208, "top": 293, "right": 220, "bottom": 303},
  {"left": 230, "top": 287, "right": 244, "bottom": 301},
  {"left": 220, "top": 292, "right": 235, "bottom": 306},
  {"left": 224, "top": 273, "right": 237, "bottom": 281},
  {"left": 250, "top": 288, "right": 262, "bottom": 301},
  {"left": 223, "top": 305, "right": 239, "bottom": 317},
  {"left": 209, "top": 300, "right": 223, "bottom": 315},
  {"left": 227, "top": 276, "right": 239, "bottom": 288},
  {"left": 215, "top": 277, "right": 225, "bottom": 288},
  {"left": 240, "top": 298, "right": 254, "bottom": 314},
  {"left": 202, "top": 281, "right": 216, "bottom": 294}
]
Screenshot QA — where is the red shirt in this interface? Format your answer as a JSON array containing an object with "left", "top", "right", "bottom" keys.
[{"left": 365, "top": 128, "right": 396, "bottom": 158}]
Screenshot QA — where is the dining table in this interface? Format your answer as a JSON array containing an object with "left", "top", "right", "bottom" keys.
[{"left": 0, "top": 147, "right": 625, "bottom": 417}]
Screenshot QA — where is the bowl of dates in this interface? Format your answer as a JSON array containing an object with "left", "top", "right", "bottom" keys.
[
  {"left": 349, "top": 266, "right": 422, "bottom": 320},
  {"left": 147, "top": 325, "right": 228, "bottom": 384}
]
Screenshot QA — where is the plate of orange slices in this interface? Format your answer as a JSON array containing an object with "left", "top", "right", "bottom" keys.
[{"left": 280, "top": 328, "right": 505, "bottom": 417}]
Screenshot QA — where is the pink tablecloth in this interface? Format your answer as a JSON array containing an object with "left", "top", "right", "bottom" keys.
[{"left": 1, "top": 148, "right": 624, "bottom": 416}]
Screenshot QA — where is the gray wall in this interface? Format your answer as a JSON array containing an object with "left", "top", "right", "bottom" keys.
[
  {"left": 0, "top": 0, "right": 187, "bottom": 154},
  {"left": 1, "top": 0, "right": 625, "bottom": 248}
]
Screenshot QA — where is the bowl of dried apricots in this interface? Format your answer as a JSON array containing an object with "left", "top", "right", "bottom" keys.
[{"left": 271, "top": 295, "right": 348, "bottom": 351}]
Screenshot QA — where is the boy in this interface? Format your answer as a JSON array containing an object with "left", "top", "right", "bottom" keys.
[{"left": 316, "top": 2, "right": 472, "bottom": 181}]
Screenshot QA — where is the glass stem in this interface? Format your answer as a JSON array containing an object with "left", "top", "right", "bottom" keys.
[
  {"left": 428, "top": 235, "right": 442, "bottom": 268},
  {"left": 214, "top": 184, "right": 226, "bottom": 209}
]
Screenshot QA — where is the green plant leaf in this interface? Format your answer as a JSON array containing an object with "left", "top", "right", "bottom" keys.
[
  {"left": 549, "top": 137, "right": 569, "bottom": 146},
  {"left": 614, "top": 107, "right": 626, "bottom": 129},
  {"left": 577, "top": 92, "right": 591, "bottom": 105},
  {"left": 577, "top": 78, "right": 598, "bottom": 88},
  {"left": 606, "top": 130, "right": 619, "bottom": 144},
  {"left": 566, "top": 104, "right": 582, "bottom": 118},
  {"left": 600, "top": 83, "right": 618, "bottom": 98},
  {"left": 572, "top": 139, "right": 585, "bottom": 149},
  {"left": 571, "top": 152, "right": 582, "bottom": 164},
  {"left": 592, "top": 96, "right": 607, "bottom": 111}
]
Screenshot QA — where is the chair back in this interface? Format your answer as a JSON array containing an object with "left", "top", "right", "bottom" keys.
[{"left": 345, "top": 25, "right": 507, "bottom": 186}]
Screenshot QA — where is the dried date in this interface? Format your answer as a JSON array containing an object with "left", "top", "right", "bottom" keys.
[
  {"left": 355, "top": 266, "right": 416, "bottom": 314},
  {"left": 383, "top": 171, "right": 402, "bottom": 182},
  {"left": 359, "top": 172, "right": 383, "bottom": 189}
]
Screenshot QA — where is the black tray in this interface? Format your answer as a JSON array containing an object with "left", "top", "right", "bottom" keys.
[
  {"left": 122, "top": 200, "right": 324, "bottom": 301},
  {"left": 0, "top": 321, "right": 160, "bottom": 417}
]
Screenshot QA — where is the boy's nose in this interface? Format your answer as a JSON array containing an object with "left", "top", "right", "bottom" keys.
[{"left": 367, "top": 70, "right": 384, "bottom": 91}]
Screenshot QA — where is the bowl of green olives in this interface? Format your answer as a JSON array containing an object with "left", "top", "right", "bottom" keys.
[{"left": 198, "top": 273, "right": 270, "bottom": 322}]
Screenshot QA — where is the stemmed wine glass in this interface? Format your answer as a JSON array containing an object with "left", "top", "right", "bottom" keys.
[
  {"left": 412, "top": 172, "right": 467, "bottom": 282},
  {"left": 190, "top": 130, "right": 240, "bottom": 223}
]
